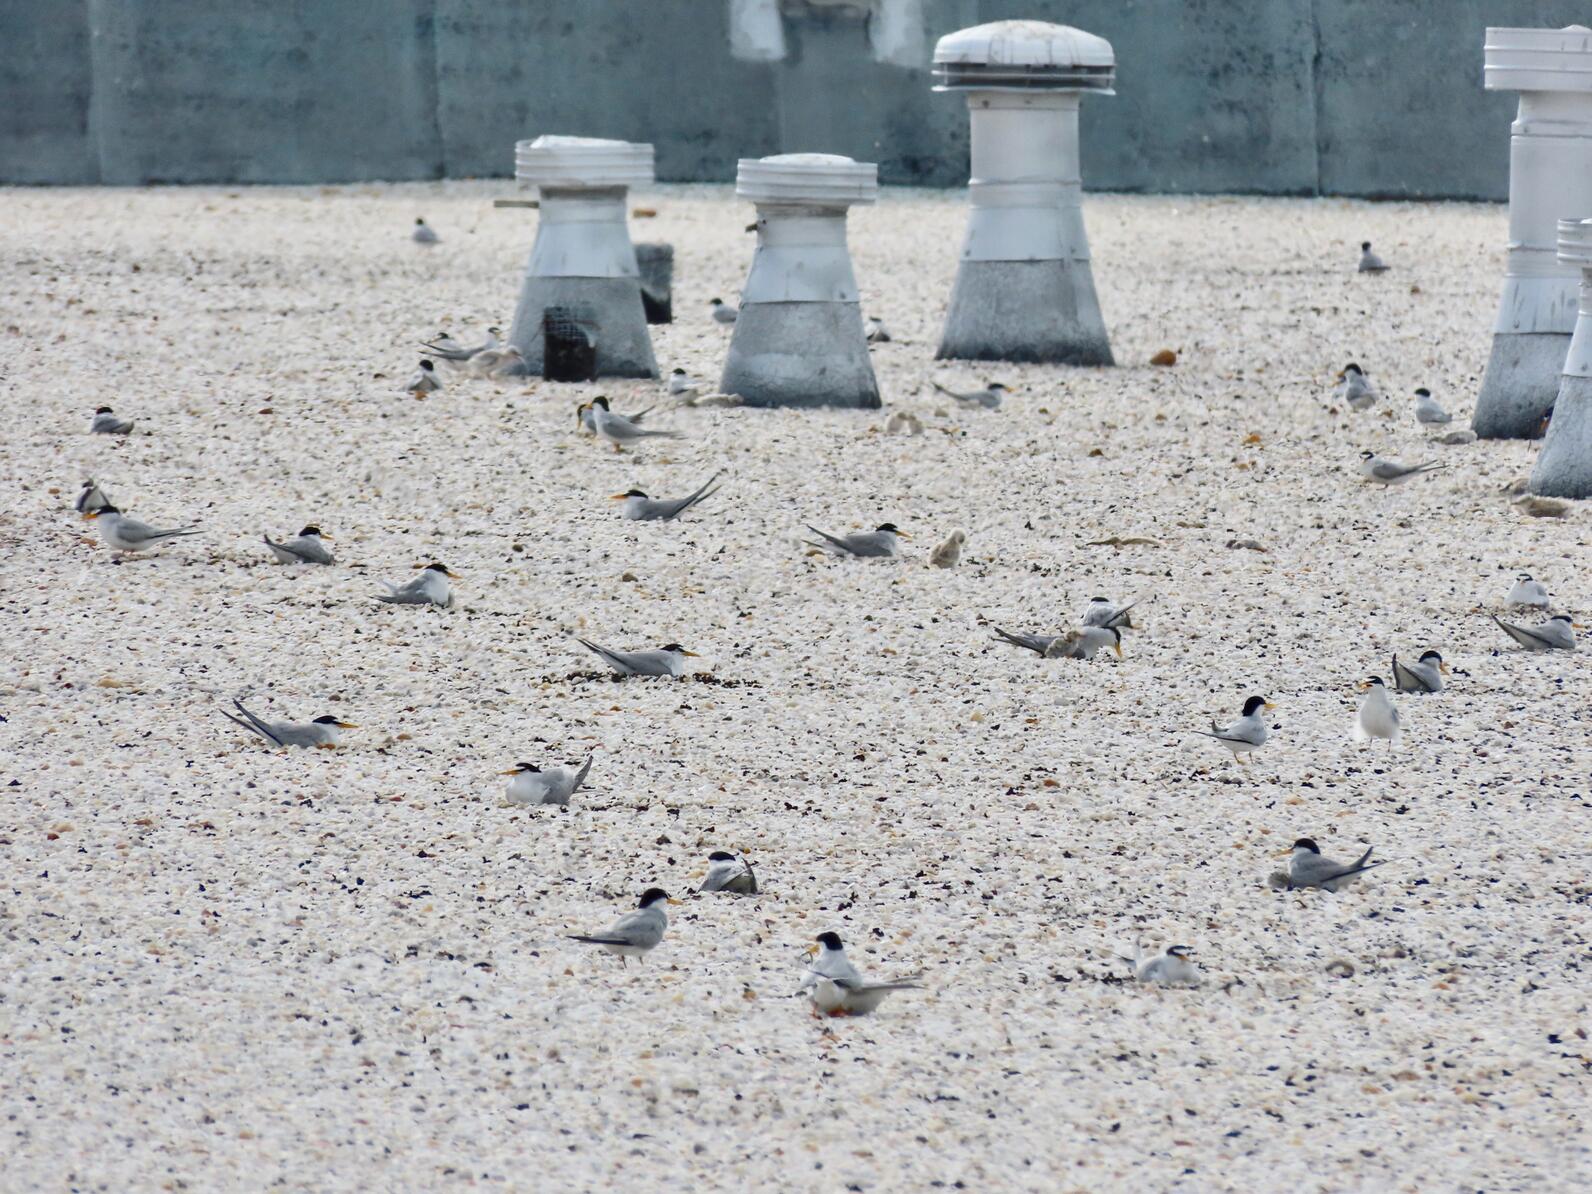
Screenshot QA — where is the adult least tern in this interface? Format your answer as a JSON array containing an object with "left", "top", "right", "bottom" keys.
[
  {"left": 1192, "top": 696, "right": 1273, "bottom": 763},
  {"left": 468, "top": 345, "right": 527, "bottom": 379},
  {"left": 220, "top": 699, "right": 357, "bottom": 749},
  {"left": 698, "top": 851, "right": 758, "bottom": 895},
  {"left": 1391, "top": 650, "right": 1447, "bottom": 694},
  {"left": 89, "top": 406, "right": 134, "bottom": 435},
  {"left": 1357, "top": 241, "right": 1389, "bottom": 272},
  {"left": 578, "top": 399, "right": 654, "bottom": 436},
  {"left": 799, "top": 932, "right": 922, "bottom": 1017},
  {"left": 989, "top": 624, "right": 1121, "bottom": 660},
  {"left": 1336, "top": 364, "right": 1378, "bottom": 411},
  {"left": 568, "top": 888, "right": 678, "bottom": 967},
  {"left": 576, "top": 638, "right": 699, "bottom": 677},
  {"left": 710, "top": 298, "right": 738, "bottom": 325},
  {"left": 611, "top": 473, "right": 722, "bottom": 521},
  {"left": 667, "top": 367, "right": 705, "bottom": 398},
  {"left": 1280, "top": 838, "right": 1386, "bottom": 891},
  {"left": 376, "top": 562, "right": 456, "bottom": 608},
  {"left": 412, "top": 217, "right": 439, "bottom": 244},
  {"left": 803, "top": 523, "right": 907, "bottom": 558},
  {"left": 932, "top": 380, "right": 1005, "bottom": 410},
  {"left": 1413, "top": 387, "right": 1452, "bottom": 425},
  {"left": 865, "top": 316, "right": 892, "bottom": 343},
  {"left": 421, "top": 326, "right": 501, "bottom": 370},
  {"left": 1082, "top": 596, "right": 1138, "bottom": 630},
  {"left": 1492, "top": 613, "right": 1578, "bottom": 651},
  {"left": 1354, "top": 676, "right": 1400, "bottom": 746},
  {"left": 1505, "top": 574, "right": 1550, "bottom": 609},
  {"left": 501, "top": 756, "right": 592, "bottom": 806},
  {"left": 402, "top": 359, "right": 442, "bottom": 396},
  {"left": 82, "top": 506, "right": 199, "bottom": 554},
  {"left": 264, "top": 525, "right": 335, "bottom": 565},
  {"left": 75, "top": 479, "right": 111, "bottom": 514},
  {"left": 929, "top": 529, "right": 966, "bottom": 569},
  {"left": 1126, "top": 942, "right": 1201, "bottom": 987},
  {"left": 586, "top": 395, "right": 679, "bottom": 452},
  {"left": 1358, "top": 450, "right": 1443, "bottom": 486}
]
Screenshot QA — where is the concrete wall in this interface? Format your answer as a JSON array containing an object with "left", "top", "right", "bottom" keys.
[{"left": 2, "top": 1, "right": 1587, "bottom": 197}]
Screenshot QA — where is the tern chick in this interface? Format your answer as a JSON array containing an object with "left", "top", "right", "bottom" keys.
[
  {"left": 1505, "top": 574, "right": 1550, "bottom": 609},
  {"left": 1125, "top": 942, "right": 1201, "bottom": 987},
  {"left": 710, "top": 298, "right": 738, "bottom": 325},
  {"left": 403, "top": 359, "right": 442, "bottom": 396},
  {"left": 1043, "top": 626, "right": 1123, "bottom": 660},
  {"left": 1192, "top": 695, "right": 1273, "bottom": 763},
  {"left": 501, "top": 756, "right": 593, "bottom": 806},
  {"left": 568, "top": 888, "right": 678, "bottom": 967},
  {"left": 884, "top": 411, "right": 923, "bottom": 436},
  {"left": 412, "top": 217, "right": 439, "bottom": 244},
  {"left": 1281, "top": 838, "right": 1386, "bottom": 891},
  {"left": 804, "top": 523, "right": 907, "bottom": 558},
  {"left": 221, "top": 699, "right": 357, "bottom": 749},
  {"left": 75, "top": 479, "right": 111, "bottom": 514},
  {"left": 932, "top": 380, "right": 1005, "bottom": 410},
  {"left": 865, "top": 316, "right": 892, "bottom": 343},
  {"left": 89, "top": 406, "right": 134, "bottom": 435},
  {"left": 1391, "top": 650, "right": 1447, "bottom": 694},
  {"left": 1492, "top": 614, "right": 1578, "bottom": 651},
  {"left": 376, "top": 562, "right": 456, "bottom": 608},
  {"left": 1357, "top": 241, "right": 1389, "bottom": 272},
  {"left": 1413, "top": 387, "right": 1452, "bottom": 425},
  {"left": 1359, "top": 450, "right": 1444, "bottom": 486},
  {"left": 1354, "top": 676, "right": 1400, "bottom": 746},
  {"left": 611, "top": 473, "right": 722, "bottom": 521},
  {"left": 1336, "top": 364, "right": 1378, "bottom": 411},
  {"left": 82, "top": 506, "right": 199, "bottom": 555},
  {"left": 799, "top": 932, "right": 921, "bottom": 1017},
  {"left": 698, "top": 851, "right": 758, "bottom": 895},
  {"left": 264, "top": 525, "right": 335, "bottom": 565},
  {"left": 929, "top": 530, "right": 966, "bottom": 569},
  {"left": 576, "top": 638, "right": 699, "bottom": 677}
]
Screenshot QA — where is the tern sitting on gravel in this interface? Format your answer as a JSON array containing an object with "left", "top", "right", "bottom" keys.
[
  {"left": 402, "top": 359, "right": 442, "bottom": 396},
  {"left": 75, "top": 479, "right": 111, "bottom": 514},
  {"left": 1125, "top": 942, "right": 1201, "bottom": 987},
  {"left": 799, "top": 932, "right": 921, "bottom": 1017},
  {"left": 376, "top": 562, "right": 455, "bottom": 608},
  {"left": 89, "top": 406, "right": 134, "bottom": 435},
  {"left": 1336, "top": 364, "right": 1378, "bottom": 411},
  {"left": 1357, "top": 241, "right": 1389, "bottom": 272},
  {"left": 803, "top": 523, "right": 907, "bottom": 558},
  {"left": 501, "top": 756, "right": 592, "bottom": 806},
  {"left": 710, "top": 298, "right": 737, "bottom": 324},
  {"left": 221, "top": 699, "right": 357, "bottom": 749},
  {"left": 928, "top": 529, "right": 966, "bottom": 569},
  {"left": 667, "top": 367, "right": 705, "bottom": 398},
  {"left": 1358, "top": 450, "right": 1443, "bottom": 486},
  {"left": 82, "top": 506, "right": 199, "bottom": 555},
  {"left": 611, "top": 473, "right": 722, "bottom": 521},
  {"left": 1082, "top": 596, "right": 1138, "bottom": 630},
  {"left": 1391, "top": 650, "right": 1447, "bottom": 694},
  {"left": 1354, "top": 677, "right": 1400, "bottom": 746},
  {"left": 467, "top": 345, "right": 526, "bottom": 379},
  {"left": 697, "top": 851, "right": 758, "bottom": 895},
  {"left": 1280, "top": 838, "right": 1387, "bottom": 891},
  {"left": 576, "top": 638, "right": 699, "bottom": 677},
  {"left": 865, "top": 316, "right": 891, "bottom": 343},
  {"left": 1492, "top": 613, "right": 1578, "bottom": 651},
  {"left": 932, "top": 380, "right": 1005, "bottom": 410},
  {"left": 990, "top": 624, "right": 1121, "bottom": 660},
  {"left": 568, "top": 888, "right": 677, "bottom": 967},
  {"left": 1412, "top": 387, "right": 1452, "bottom": 425},
  {"left": 412, "top": 217, "right": 439, "bottom": 244},
  {"left": 264, "top": 525, "right": 335, "bottom": 565},
  {"left": 421, "top": 326, "right": 501, "bottom": 371},
  {"left": 1505, "top": 574, "right": 1550, "bottom": 609},
  {"left": 1192, "top": 696, "right": 1273, "bottom": 763}
]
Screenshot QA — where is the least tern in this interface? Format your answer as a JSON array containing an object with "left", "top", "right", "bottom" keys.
[
  {"left": 75, "top": 479, "right": 111, "bottom": 514},
  {"left": 667, "top": 367, "right": 705, "bottom": 398},
  {"left": 1413, "top": 387, "right": 1452, "bottom": 425},
  {"left": 803, "top": 523, "right": 907, "bottom": 558},
  {"left": 576, "top": 638, "right": 699, "bottom": 677},
  {"left": 884, "top": 411, "right": 923, "bottom": 436},
  {"left": 1126, "top": 942, "right": 1201, "bottom": 987},
  {"left": 1336, "top": 364, "right": 1378, "bottom": 411},
  {"left": 932, "top": 380, "right": 1005, "bottom": 410},
  {"left": 376, "top": 562, "right": 456, "bottom": 608},
  {"left": 698, "top": 850, "right": 758, "bottom": 895},
  {"left": 1357, "top": 241, "right": 1389, "bottom": 272},
  {"left": 929, "top": 529, "right": 966, "bottom": 569},
  {"left": 82, "top": 505, "right": 199, "bottom": 554},
  {"left": 611, "top": 472, "right": 722, "bottom": 521},
  {"left": 1391, "top": 650, "right": 1447, "bottom": 694},
  {"left": 467, "top": 345, "right": 527, "bottom": 379},
  {"left": 1505, "top": 574, "right": 1550, "bottom": 609},
  {"left": 1492, "top": 613, "right": 1578, "bottom": 651},
  {"left": 568, "top": 887, "right": 678, "bottom": 967},
  {"left": 89, "top": 406, "right": 134, "bottom": 435},
  {"left": 500, "top": 755, "right": 593, "bottom": 806},
  {"left": 799, "top": 932, "right": 922, "bottom": 1017},
  {"left": 264, "top": 525, "right": 335, "bottom": 565},
  {"left": 1354, "top": 676, "right": 1400, "bottom": 746},
  {"left": 1280, "top": 837, "right": 1386, "bottom": 891},
  {"left": 1358, "top": 450, "right": 1444, "bottom": 486},
  {"left": 421, "top": 326, "right": 502, "bottom": 370},
  {"left": 1192, "top": 696, "right": 1274, "bottom": 763},
  {"left": 710, "top": 298, "right": 738, "bottom": 325},
  {"left": 412, "top": 217, "right": 439, "bottom": 244},
  {"left": 220, "top": 699, "right": 357, "bottom": 749},
  {"left": 403, "top": 359, "right": 442, "bottom": 396},
  {"left": 1044, "top": 626, "right": 1123, "bottom": 660},
  {"left": 865, "top": 316, "right": 892, "bottom": 344},
  {"left": 1082, "top": 596, "right": 1138, "bottom": 630},
  {"left": 578, "top": 399, "right": 655, "bottom": 436},
  {"left": 587, "top": 395, "right": 679, "bottom": 452}
]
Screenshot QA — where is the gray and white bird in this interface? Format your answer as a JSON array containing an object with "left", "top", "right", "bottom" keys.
[
  {"left": 1492, "top": 613, "right": 1578, "bottom": 651},
  {"left": 411, "top": 217, "right": 439, "bottom": 245},
  {"left": 402, "top": 359, "right": 442, "bottom": 396},
  {"left": 264, "top": 525, "right": 335, "bottom": 565},
  {"left": 1336, "top": 364, "right": 1379, "bottom": 411},
  {"left": 1359, "top": 450, "right": 1444, "bottom": 486},
  {"left": 576, "top": 638, "right": 699, "bottom": 677},
  {"left": 376, "top": 562, "right": 456, "bottom": 608},
  {"left": 667, "top": 367, "right": 705, "bottom": 398},
  {"left": 586, "top": 396, "right": 679, "bottom": 452},
  {"left": 421, "top": 326, "right": 501, "bottom": 370},
  {"left": 82, "top": 505, "right": 199, "bottom": 554},
  {"left": 989, "top": 624, "right": 1121, "bottom": 660},
  {"left": 89, "top": 406, "right": 134, "bottom": 435},
  {"left": 799, "top": 932, "right": 921, "bottom": 1017},
  {"left": 75, "top": 479, "right": 111, "bottom": 514},
  {"left": 500, "top": 756, "right": 593, "bottom": 806},
  {"left": 1357, "top": 241, "right": 1389, "bottom": 272},
  {"left": 929, "top": 529, "right": 966, "bottom": 569},
  {"left": 1192, "top": 695, "right": 1273, "bottom": 763},
  {"left": 610, "top": 473, "right": 722, "bottom": 521},
  {"left": 220, "top": 699, "right": 357, "bottom": 749},
  {"left": 1413, "top": 387, "right": 1452, "bottom": 425},
  {"left": 1505, "top": 574, "right": 1550, "bottom": 609},
  {"left": 568, "top": 888, "right": 678, "bottom": 967},
  {"left": 1391, "top": 650, "right": 1447, "bottom": 694},
  {"left": 467, "top": 344, "right": 526, "bottom": 379},
  {"left": 1125, "top": 942, "right": 1201, "bottom": 988},
  {"left": 578, "top": 399, "right": 654, "bottom": 436},
  {"left": 932, "top": 380, "right": 1006, "bottom": 410},
  {"left": 865, "top": 316, "right": 892, "bottom": 344},
  {"left": 803, "top": 522, "right": 907, "bottom": 558},
  {"left": 1281, "top": 837, "right": 1387, "bottom": 891},
  {"left": 1354, "top": 676, "right": 1400, "bottom": 746},
  {"left": 1082, "top": 596, "right": 1138, "bottom": 630},
  {"left": 709, "top": 298, "right": 738, "bottom": 325},
  {"left": 698, "top": 851, "right": 758, "bottom": 895}
]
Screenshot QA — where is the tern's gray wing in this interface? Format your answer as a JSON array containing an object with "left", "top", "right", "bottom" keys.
[
  {"left": 653, "top": 473, "right": 723, "bottom": 520},
  {"left": 119, "top": 517, "right": 199, "bottom": 544},
  {"left": 264, "top": 534, "right": 332, "bottom": 564},
  {"left": 804, "top": 526, "right": 861, "bottom": 555},
  {"left": 931, "top": 381, "right": 975, "bottom": 402},
  {"left": 576, "top": 638, "right": 667, "bottom": 675},
  {"left": 1371, "top": 459, "right": 1440, "bottom": 481},
  {"left": 1194, "top": 719, "right": 1265, "bottom": 746},
  {"left": 420, "top": 342, "right": 475, "bottom": 361},
  {"left": 575, "top": 907, "right": 664, "bottom": 950},
  {"left": 568, "top": 755, "right": 594, "bottom": 793},
  {"left": 1493, "top": 616, "right": 1556, "bottom": 650},
  {"left": 991, "top": 626, "right": 1053, "bottom": 655},
  {"left": 843, "top": 532, "right": 895, "bottom": 557},
  {"left": 227, "top": 700, "right": 285, "bottom": 747},
  {"left": 1390, "top": 654, "right": 1438, "bottom": 693},
  {"left": 603, "top": 416, "right": 678, "bottom": 441},
  {"left": 1295, "top": 847, "right": 1385, "bottom": 888},
  {"left": 376, "top": 576, "right": 430, "bottom": 604}
]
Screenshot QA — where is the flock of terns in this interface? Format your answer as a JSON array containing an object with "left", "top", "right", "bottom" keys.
[{"left": 64, "top": 225, "right": 1583, "bottom": 1011}]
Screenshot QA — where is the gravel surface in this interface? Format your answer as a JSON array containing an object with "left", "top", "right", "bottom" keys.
[{"left": 1, "top": 182, "right": 1589, "bottom": 1192}]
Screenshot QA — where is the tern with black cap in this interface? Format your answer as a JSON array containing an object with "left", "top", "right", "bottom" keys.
[
  {"left": 1192, "top": 696, "right": 1274, "bottom": 763},
  {"left": 220, "top": 699, "right": 357, "bottom": 749},
  {"left": 264, "top": 526, "right": 335, "bottom": 565},
  {"left": 501, "top": 756, "right": 593, "bottom": 806},
  {"left": 568, "top": 888, "right": 679, "bottom": 966},
  {"left": 803, "top": 523, "right": 907, "bottom": 558},
  {"left": 576, "top": 638, "right": 699, "bottom": 677},
  {"left": 376, "top": 562, "right": 456, "bottom": 608}
]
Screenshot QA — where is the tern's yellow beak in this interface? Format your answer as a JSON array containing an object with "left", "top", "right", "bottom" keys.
[
  {"left": 1275, "top": 846, "right": 1295, "bottom": 857},
  {"left": 335, "top": 721, "right": 359, "bottom": 729},
  {"left": 609, "top": 492, "right": 630, "bottom": 501},
  {"left": 320, "top": 532, "right": 334, "bottom": 540},
  {"left": 498, "top": 768, "right": 522, "bottom": 776},
  {"left": 1264, "top": 702, "right": 1277, "bottom": 710},
  {"left": 1334, "top": 370, "right": 1346, "bottom": 382},
  {"left": 1356, "top": 680, "right": 1371, "bottom": 692},
  {"left": 804, "top": 944, "right": 819, "bottom": 959},
  {"left": 895, "top": 531, "right": 912, "bottom": 540},
  {"left": 1113, "top": 642, "right": 1124, "bottom": 659},
  {"left": 1438, "top": 661, "right": 1450, "bottom": 675},
  {"left": 444, "top": 569, "right": 459, "bottom": 578},
  {"left": 1575, "top": 623, "right": 1586, "bottom": 630},
  {"left": 680, "top": 650, "right": 700, "bottom": 657},
  {"left": 666, "top": 898, "right": 683, "bottom": 906},
  {"left": 81, "top": 510, "right": 101, "bottom": 521}
]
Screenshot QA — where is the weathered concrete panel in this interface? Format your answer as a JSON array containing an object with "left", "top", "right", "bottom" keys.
[
  {"left": 87, "top": 0, "right": 442, "bottom": 185},
  {"left": 0, "top": 0, "right": 97, "bottom": 183}
]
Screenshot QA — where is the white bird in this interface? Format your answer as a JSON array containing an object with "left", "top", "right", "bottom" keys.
[
  {"left": 929, "top": 530, "right": 966, "bottom": 569},
  {"left": 403, "top": 359, "right": 442, "bottom": 396},
  {"left": 578, "top": 399, "right": 654, "bottom": 436},
  {"left": 1391, "top": 650, "right": 1447, "bottom": 694},
  {"left": 1354, "top": 676, "right": 1400, "bottom": 746},
  {"left": 1505, "top": 574, "right": 1550, "bottom": 609},
  {"left": 932, "top": 380, "right": 1005, "bottom": 411},
  {"left": 75, "top": 479, "right": 111, "bottom": 514},
  {"left": 82, "top": 506, "right": 199, "bottom": 554},
  {"left": 412, "top": 217, "right": 439, "bottom": 245},
  {"left": 989, "top": 625, "right": 1122, "bottom": 660},
  {"left": 1359, "top": 450, "right": 1444, "bottom": 486},
  {"left": 710, "top": 298, "right": 737, "bottom": 325},
  {"left": 421, "top": 326, "right": 501, "bottom": 371},
  {"left": 1192, "top": 696, "right": 1273, "bottom": 763},
  {"left": 500, "top": 756, "right": 592, "bottom": 806},
  {"left": 467, "top": 345, "right": 527, "bottom": 379},
  {"left": 610, "top": 473, "right": 722, "bottom": 521},
  {"left": 698, "top": 851, "right": 758, "bottom": 895},
  {"left": 568, "top": 888, "right": 678, "bottom": 967},
  {"left": 89, "top": 406, "right": 134, "bottom": 435},
  {"left": 1281, "top": 838, "right": 1387, "bottom": 892},
  {"left": 1357, "top": 241, "right": 1389, "bottom": 272},
  {"left": 667, "top": 367, "right": 705, "bottom": 398},
  {"left": 865, "top": 316, "right": 891, "bottom": 343},
  {"left": 576, "top": 638, "right": 699, "bottom": 677},
  {"left": 220, "top": 699, "right": 357, "bottom": 749},
  {"left": 1413, "top": 387, "right": 1452, "bottom": 425},
  {"left": 263, "top": 525, "right": 335, "bottom": 565},
  {"left": 1336, "top": 364, "right": 1378, "bottom": 411},
  {"left": 1125, "top": 942, "right": 1201, "bottom": 987},
  {"left": 1082, "top": 596, "right": 1138, "bottom": 630},
  {"left": 376, "top": 562, "right": 455, "bottom": 608},
  {"left": 803, "top": 522, "right": 907, "bottom": 558},
  {"left": 798, "top": 932, "right": 921, "bottom": 1017},
  {"left": 586, "top": 396, "right": 679, "bottom": 452},
  {"left": 1492, "top": 614, "right": 1578, "bottom": 651}
]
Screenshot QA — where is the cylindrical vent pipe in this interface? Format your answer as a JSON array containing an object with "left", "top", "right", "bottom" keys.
[
  {"left": 1529, "top": 218, "right": 1592, "bottom": 496},
  {"left": 1472, "top": 26, "right": 1592, "bottom": 439},
  {"left": 507, "top": 135, "right": 658, "bottom": 379},
  {"left": 931, "top": 20, "right": 1115, "bottom": 366}
]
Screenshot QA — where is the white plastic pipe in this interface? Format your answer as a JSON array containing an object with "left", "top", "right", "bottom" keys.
[{"left": 1529, "top": 217, "right": 1592, "bottom": 496}]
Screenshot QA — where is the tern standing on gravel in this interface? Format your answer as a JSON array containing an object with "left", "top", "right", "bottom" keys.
[
  {"left": 568, "top": 889, "right": 677, "bottom": 967},
  {"left": 1193, "top": 696, "right": 1273, "bottom": 763},
  {"left": 83, "top": 506, "right": 199, "bottom": 555},
  {"left": 1354, "top": 677, "right": 1400, "bottom": 746}
]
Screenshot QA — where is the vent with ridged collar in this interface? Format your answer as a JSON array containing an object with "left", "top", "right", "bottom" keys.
[{"left": 933, "top": 20, "right": 1114, "bottom": 93}]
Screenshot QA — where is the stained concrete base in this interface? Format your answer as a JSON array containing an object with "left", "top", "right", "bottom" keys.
[
  {"left": 507, "top": 276, "right": 658, "bottom": 379},
  {"left": 1472, "top": 332, "right": 1569, "bottom": 440},
  {"left": 1529, "top": 374, "right": 1592, "bottom": 498},
  {"left": 720, "top": 302, "right": 880, "bottom": 408},
  {"left": 937, "top": 259, "right": 1113, "bottom": 366}
]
